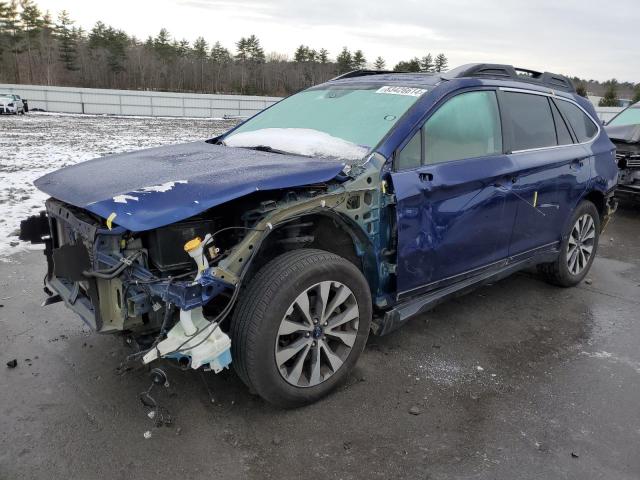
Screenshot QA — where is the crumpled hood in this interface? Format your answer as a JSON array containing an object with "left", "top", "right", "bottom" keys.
[
  {"left": 605, "top": 124, "right": 640, "bottom": 144},
  {"left": 35, "top": 141, "right": 345, "bottom": 231}
]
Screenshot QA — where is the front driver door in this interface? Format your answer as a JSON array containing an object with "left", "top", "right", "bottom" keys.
[{"left": 390, "top": 89, "right": 520, "bottom": 298}]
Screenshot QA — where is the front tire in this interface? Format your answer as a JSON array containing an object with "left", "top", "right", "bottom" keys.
[
  {"left": 230, "top": 249, "right": 372, "bottom": 408},
  {"left": 538, "top": 200, "right": 600, "bottom": 287}
]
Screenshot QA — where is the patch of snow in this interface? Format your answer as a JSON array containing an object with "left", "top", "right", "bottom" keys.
[
  {"left": 113, "top": 194, "right": 139, "bottom": 204},
  {"left": 225, "top": 128, "right": 368, "bottom": 161},
  {"left": 137, "top": 180, "right": 187, "bottom": 193}
]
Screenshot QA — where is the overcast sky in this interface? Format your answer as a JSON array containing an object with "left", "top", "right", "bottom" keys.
[{"left": 36, "top": 0, "right": 639, "bottom": 82}]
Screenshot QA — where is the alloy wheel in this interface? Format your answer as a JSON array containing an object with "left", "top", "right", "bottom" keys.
[
  {"left": 567, "top": 213, "right": 596, "bottom": 275},
  {"left": 275, "top": 281, "right": 360, "bottom": 387}
]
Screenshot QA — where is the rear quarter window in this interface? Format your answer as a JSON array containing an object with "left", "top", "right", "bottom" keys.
[{"left": 555, "top": 99, "right": 598, "bottom": 143}]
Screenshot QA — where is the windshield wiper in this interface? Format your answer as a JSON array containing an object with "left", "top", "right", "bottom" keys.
[
  {"left": 244, "top": 145, "right": 287, "bottom": 154},
  {"left": 240, "top": 145, "right": 310, "bottom": 157}
]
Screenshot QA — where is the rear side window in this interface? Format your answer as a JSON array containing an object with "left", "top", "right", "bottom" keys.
[
  {"left": 555, "top": 100, "right": 598, "bottom": 142},
  {"left": 502, "top": 92, "right": 557, "bottom": 151},
  {"left": 550, "top": 101, "right": 573, "bottom": 145},
  {"left": 424, "top": 91, "right": 502, "bottom": 164}
]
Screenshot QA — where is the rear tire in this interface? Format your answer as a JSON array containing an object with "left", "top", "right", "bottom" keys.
[
  {"left": 230, "top": 249, "right": 372, "bottom": 408},
  {"left": 538, "top": 200, "right": 600, "bottom": 287}
]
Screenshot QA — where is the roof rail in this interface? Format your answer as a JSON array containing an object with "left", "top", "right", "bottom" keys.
[
  {"left": 330, "top": 70, "right": 400, "bottom": 81},
  {"left": 441, "top": 63, "right": 576, "bottom": 93}
]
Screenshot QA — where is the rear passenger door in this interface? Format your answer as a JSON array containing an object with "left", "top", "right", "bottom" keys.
[
  {"left": 501, "top": 90, "right": 591, "bottom": 257},
  {"left": 391, "top": 89, "right": 520, "bottom": 297}
]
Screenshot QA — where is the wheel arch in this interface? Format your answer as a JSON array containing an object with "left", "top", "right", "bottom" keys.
[
  {"left": 246, "top": 210, "right": 380, "bottom": 298},
  {"left": 560, "top": 188, "right": 606, "bottom": 239},
  {"left": 583, "top": 189, "right": 606, "bottom": 219}
]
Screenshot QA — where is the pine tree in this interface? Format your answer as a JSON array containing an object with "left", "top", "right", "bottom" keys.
[
  {"left": 210, "top": 41, "right": 231, "bottom": 92},
  {"left": 40, "top": 10, "right": 56, "bottom": 84},
  {"left": 294, "top": 44, "right": 308, "bottom": 63},
  {"left": 152, "top": 28, "right": 174, "bottom": 60},
  {"left": 336, "top": 47, "right": 352, "bottom": 74},
  {"left": 89, "top": 22, "right": 129, "bottom": 74},
  {"left": 192, "top": 37, "right": 208, "bottom": 58},
  {"left": 599, "top": 80, "right": 619, "bottom": 107},
  {"left": 20, "top": 0, "right": 43, "bottom": 81},
  {"left": 57, "top": 10, "right": 78, "bottom": 71},
  {"left": 307, "top": 48, "right": 317, "bottom": 63},
  {"left": 318, "top": 48, "right": 329, "bottom": 64},
  {"left": 235, "top": 37, "right": 248, "bottom": 61},
  {"left": 210, "top": 41, "right": 230, "bottom": 63},
  {"left": 632, "top": 84, "right": 640, "bottom": 104},
  {"left": 0, "top": 0, "right": 22, "bottom": 82},
  {"left": 394, "top": 57, "right": 421, "bottom": 72},
  {"left": 192, "top": 36, "right": 208, "bottom": 89},
  {"left": 246, "top": 34, "right": 264, "bottom": 62},
  {"left": 175, "top": 39, "right": 190, "bottom": 57},
  {"left": 575, "top": 83, "right": 588, "bottom": 98},
  {"left": 352, "top": 49, "right": 366, "bottom": 69},
  {"left": 236, "top": 34, "right": 264, "bottom": 63},
  {"left": 373, "top": 56, "right": 385, "bottom": 70},
  {"left": 434, "top": 53, "right": 448, "bottom": 72},
  {"left": 420, "top": 53, "right": 434, "bottom": 72}
]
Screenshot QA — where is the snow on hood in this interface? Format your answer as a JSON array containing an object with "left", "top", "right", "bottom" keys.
[{"left": 225, "top": 128, "right": 369, "bottom": 161}]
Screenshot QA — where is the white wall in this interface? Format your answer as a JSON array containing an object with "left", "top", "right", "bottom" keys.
[
  {"left": 1, "top": 83, "right": 626, "bottom": 125},
  {"left": 0, "top": 83, "right": 282, "bottom": 118}
]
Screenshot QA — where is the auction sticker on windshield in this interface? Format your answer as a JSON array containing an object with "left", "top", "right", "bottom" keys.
[{"left": 376, "top": 86, "right": 427, "bottom": 97}]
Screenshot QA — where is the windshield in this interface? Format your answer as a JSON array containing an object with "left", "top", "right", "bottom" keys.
[
  {"left": 224, "top": 85, "right": 426, "bottom": 162},
  {"left": 609, "top": 105, "right": 640, "bottom": 127}
]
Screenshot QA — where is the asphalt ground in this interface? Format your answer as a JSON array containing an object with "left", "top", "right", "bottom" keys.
[{"left": 1, "top": 202, "right": 638, "bottom": 480}]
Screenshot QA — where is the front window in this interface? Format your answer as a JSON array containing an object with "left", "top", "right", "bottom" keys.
[
  {"left": 425, "top": 90, "right": 502, "bottom": 163},
  {"left": 224, "top": 85, "right": 427, "bottom": 162},
  {"left": 608, "top": 104, "right": 640, "bottom": 127}
]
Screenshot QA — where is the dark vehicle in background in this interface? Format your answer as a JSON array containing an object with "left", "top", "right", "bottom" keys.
[
  {"left": 605, "top": 101, "right": 640, "bottom": 200},
  {"left": 21, "top": 63, "right": 618, "bottom": 407},
  {"left": 0, "top": 93, "right": 28, "bottom": 114}
]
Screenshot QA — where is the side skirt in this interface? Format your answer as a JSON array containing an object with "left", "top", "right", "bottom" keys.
[{"left": 371, "top": 249, "right": 558, "bottom": 336}]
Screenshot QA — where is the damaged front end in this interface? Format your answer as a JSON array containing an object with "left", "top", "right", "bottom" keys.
[
  {"left": 21, "top": 151, "right": 387, "bottom": 375},
  {"left": 614, "top": 146, "right": 640, "bottom": 199},
  {"left": 22, "top": 198, "right": 237, "bottom": 373},
  {"left": 606, "top": 124, "right": 640, "bottom": 200}
]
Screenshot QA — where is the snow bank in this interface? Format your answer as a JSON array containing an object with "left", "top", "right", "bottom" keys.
[{"left": 225, "top": 128, "right": 368, "bottom": 161}]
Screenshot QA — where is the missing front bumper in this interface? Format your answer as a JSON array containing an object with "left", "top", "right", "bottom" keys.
[{"left": 35, "top": 199, "right": 234, "bottom": 334}]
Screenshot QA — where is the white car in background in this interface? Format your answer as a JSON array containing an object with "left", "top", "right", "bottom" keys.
[{"left": 0, "top": 93, "right": 27, "bottom": 114}]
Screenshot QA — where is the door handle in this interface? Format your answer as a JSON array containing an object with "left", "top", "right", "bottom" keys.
[
  {"left": 494, "top": 176, "right": 517, "bottom": 188},
  {"left": 419, "top": 172, "right": 433, "bottom": 182}
]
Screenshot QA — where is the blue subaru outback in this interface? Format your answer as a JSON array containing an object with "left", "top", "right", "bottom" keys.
[{"left": 22, "top": 63, "right": 618, "bottom": 407}]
